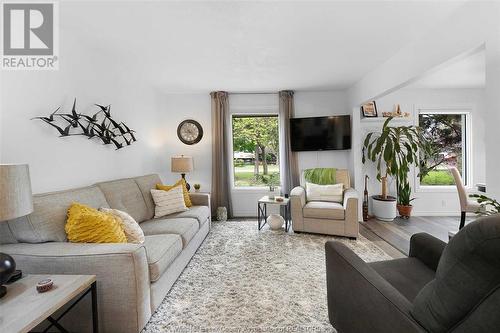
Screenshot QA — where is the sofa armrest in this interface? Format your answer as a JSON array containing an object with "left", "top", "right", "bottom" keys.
[
  {"left": 189, "top": 192, "right": 210, "bottom": 207},
  {"left": 0, "top": 242, "right": 151, "bottom": 333},
  {"left": 290, "top": 186, "right": 306, "bottom": 231},
  {"left": 343, "top": 188, "right": 359, "bottom": 237},
  {"left": 325, "top": 241, "right": 425, "bottom": 333},
  {"left": 409, "top": 232, "right": 446, "bottom": 271}
]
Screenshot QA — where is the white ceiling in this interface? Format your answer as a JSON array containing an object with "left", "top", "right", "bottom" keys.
[
  {"left": 408, "top": 49, "right": 485, "bottom": 89},
  {"left": 62, "top": 1, "right": 466, "bottom": 92}
]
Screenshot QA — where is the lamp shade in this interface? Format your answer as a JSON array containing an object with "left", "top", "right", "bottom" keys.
[
  {"left": 171, "top": 156, "right": 193, "bottom": 173},
  {"left": 0, "top": 164, "right": 33, "bottom": 222}
]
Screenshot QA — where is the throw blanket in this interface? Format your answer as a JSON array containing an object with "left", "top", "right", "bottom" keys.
[{"left": 303, "top": 168, "right": 336, "bottom": 185}]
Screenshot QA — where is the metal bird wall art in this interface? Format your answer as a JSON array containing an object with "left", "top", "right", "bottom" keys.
[{"left": 31, "top": 98, "right": 137, "bottom": 150}]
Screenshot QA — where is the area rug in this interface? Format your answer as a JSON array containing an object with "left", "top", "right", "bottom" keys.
[{"left": 142, "top": 221, "right": 392, "bottom": 333}]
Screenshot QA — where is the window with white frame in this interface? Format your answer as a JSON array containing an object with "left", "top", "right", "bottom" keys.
[
  {"left": 418, "top": 111, "right": 470, "bottom": 187},
  {"left": 231, "top": 115, "right": 280, "bottom": 187}
]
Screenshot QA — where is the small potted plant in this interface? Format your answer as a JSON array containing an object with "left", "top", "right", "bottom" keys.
[
  {"left": 397, "top": 180, "right": 415, "bottom": 218},
  {"left": 194, "top": 184, "right": 201, "bottom": 192},
  {"left": 469, "top": 194, "right": 500, "bottom": 216},
  {"left": 261, "top": 174, "right": 280, "bottom": 200}
]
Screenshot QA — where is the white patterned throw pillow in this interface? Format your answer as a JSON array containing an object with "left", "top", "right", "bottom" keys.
[
  {"left": 99, "top": 207, "right": 145, "bottom": 244},
  {"left": 306, "top": 182, "right": 344, "bottom": 203},
  {"left": 150, "top": 186, "right": 188, "bottom": 218}
]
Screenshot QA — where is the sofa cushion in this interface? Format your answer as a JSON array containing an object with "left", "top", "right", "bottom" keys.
[
  {"left": 303, "top": 201, "right": 345, "bottom": 220},
  {"left": 166, "top": 206, "right": 210, "bottom": 227},
  {"left": 7, "top": 186, "right": 109, "bottom": 243},
  {"left": 133, "top": 174, "right": 162, "bottom": 221},
  {"left": 143, "top": 234, "right": 183, "bottom": 282},
  {"left": 96, "top": 178, "right": 149, "bottom": 223},
  {"left": 140, "top": 218, "right": 199, "bottom": 248},
  {"left": 370, "top": 258, "right": 435, "bottom": 302},
  {"left": 411, "top": 215, "right": 500, "bottom": 333},
  {"left": 0, "top": 223, "right": 18, "bottom": 244}
]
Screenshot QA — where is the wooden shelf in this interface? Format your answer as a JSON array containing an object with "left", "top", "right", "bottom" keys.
[{"left": 361, "top": 117, "right": 414, "bottom": 124}]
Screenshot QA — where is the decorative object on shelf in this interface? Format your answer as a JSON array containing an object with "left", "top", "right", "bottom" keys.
[
  {"left": 194, "top": 184, "right": 201, "bottom": 192},
  {"left": 469, "top": 194, "right": 500, "bottom": 216},
  {"left": 171, "top": 155, "right": 194, "bottom": 191},
  {"left": 216, "top": 207, "right": 228, "bottom": 222},
  {"left": 177, "top": 119, "right": 203, "bottom": 145},
  {"left": 267, "top": 214, "right": 285, "bottom": 230},
  {"left": 0, "top": 164, "right": 34, "bottom": 298},
  {"left": 361, "top": 101, "right": 378, "bottom": 118},
  {"left": 36, "top": 278, "right": 54, "bottom": 293},
  {"left": 32, "top": 98, "right": 137, "bottom": 150},
  {"left": 397, "top": 180, "right": 415, "bottom": 219},
  {"left": 363, "top": 175, "right": 369, "bottom": 222},
  {"left": 362, "top": 117, "right": 433, "bottom": 219},
  {"left": 382, "top": 104, "right": 410, "bottom": 118},
  {"left": 372, "top": 195, "right": 397, "bottom": 222}
]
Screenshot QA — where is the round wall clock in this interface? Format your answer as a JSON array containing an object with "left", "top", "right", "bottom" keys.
[{"left": 177, "top": 119, "right": 203, "bottom": 145}]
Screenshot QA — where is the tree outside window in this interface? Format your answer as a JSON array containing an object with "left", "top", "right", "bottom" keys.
[
  {"left": 232, "top": 115, "right": 280, "bottom": 187},
  {"left": 419, "top": 113, "right": 467, "bottom": 186}
]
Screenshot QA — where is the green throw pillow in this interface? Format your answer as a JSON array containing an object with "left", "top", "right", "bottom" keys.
[{"left": 303, "top": 168, "right": 337, "bottom": 185}]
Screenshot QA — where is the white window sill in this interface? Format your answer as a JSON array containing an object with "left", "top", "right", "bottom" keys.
[
  {"left": 231, "top": 186, "right": 281, "bottom": 192},
  {"left": 415, "top": 185, "right": 473, "bottom": 193}
]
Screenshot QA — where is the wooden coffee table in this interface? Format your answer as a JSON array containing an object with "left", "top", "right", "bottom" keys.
[{"left": 0, "top": 274, "right": 98, "bottom": 333}]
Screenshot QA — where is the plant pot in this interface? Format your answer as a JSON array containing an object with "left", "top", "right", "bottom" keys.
[
  {"left": 372, "top": 195, "right": 397, "bottom": 222},
  {"left": 397, "top": 204, "right": 413, "bottom": 219}
]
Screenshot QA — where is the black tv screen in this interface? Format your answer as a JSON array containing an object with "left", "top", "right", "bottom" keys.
[{"left": 290, "top": 115, "right": 351, "bottom": 151}]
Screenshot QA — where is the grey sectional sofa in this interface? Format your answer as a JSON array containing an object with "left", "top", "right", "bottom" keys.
[{"left": 0, "top": 174, "right": 211, "bottom": 333}]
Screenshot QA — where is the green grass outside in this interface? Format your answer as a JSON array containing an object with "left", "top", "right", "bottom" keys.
[
  {"left": 234, "top": 163, "right": 280, "bottom": 187},
  {"left": 421, "top": 170, "right": 455, "bottom": 186}
]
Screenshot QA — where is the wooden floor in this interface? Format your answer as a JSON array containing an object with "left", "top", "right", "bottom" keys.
[
  {"left": 361, "top": 215, "right": 474, "bottom": 255},
  {"left": 359, "top": 224, "right": 406, "bottom": 259}
]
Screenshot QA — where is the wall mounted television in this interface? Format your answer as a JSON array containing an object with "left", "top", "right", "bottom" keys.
[{"left": 290, "top": 115, "right": 351, "bottom": 151}]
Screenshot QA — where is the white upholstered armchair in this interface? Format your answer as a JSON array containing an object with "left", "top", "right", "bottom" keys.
[{"left": 290, "top": 169, "right": 359, "bottom": 238}]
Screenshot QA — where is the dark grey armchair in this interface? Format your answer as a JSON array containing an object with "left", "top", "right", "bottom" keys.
[{"left": 325, "top": 215, "right": 500, "bottom": 333}]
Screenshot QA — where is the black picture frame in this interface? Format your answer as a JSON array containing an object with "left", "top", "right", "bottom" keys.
[
  {"left": 177, "top": 119, "right": 203, "bottom": 145},
  {"left": 361, "top": 101, "right": 378, "bottom": 118}
]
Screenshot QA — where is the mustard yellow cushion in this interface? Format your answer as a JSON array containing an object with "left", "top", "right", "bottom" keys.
[
  {"left": 65, "top": 203, "right": 127, "bottom": 243},
  {"left": 156, "top": 179, "right": 192, "bottom": 207}
]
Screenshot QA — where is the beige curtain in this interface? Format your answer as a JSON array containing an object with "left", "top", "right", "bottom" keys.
[
  {"left": 210, "top": 91, "right": 232, "bottom": 217},
  {"left": 279, "top": 90, "right": 300, "bottom": 194}
]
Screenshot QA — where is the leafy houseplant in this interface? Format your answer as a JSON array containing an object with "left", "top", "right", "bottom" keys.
[
  {"left": 260, "top": 174, "right": 280, "bottom": 199},
  {"left": 362, "top": 117, "right": 432, "bottom": 218},
  {"left": 194, "top": 184, "right": 201, "bottom": 192},
  {"left": 469, "top": 194, "right": 500, "bottom": 216}
]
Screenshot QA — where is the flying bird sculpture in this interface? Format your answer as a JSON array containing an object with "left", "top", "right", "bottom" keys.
[{"left": 32, "top": 98, "right": 137, "bottom": 150}]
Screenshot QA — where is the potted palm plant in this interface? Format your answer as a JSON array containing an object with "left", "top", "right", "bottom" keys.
[{"left": 362, "top": 117, "right": 432, "bottom": 220}]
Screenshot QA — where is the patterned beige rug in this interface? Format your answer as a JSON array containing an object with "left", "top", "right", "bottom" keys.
[{"left": 143, "top": 221, "right": 392, "bottom": 333}]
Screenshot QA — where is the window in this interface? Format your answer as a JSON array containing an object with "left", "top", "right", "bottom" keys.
[
  {"left": 418, "top": 112, "right": 469, "bottom": 186},
  {"left": 231, "top": 115, "right": 280, "bottom": 187}
]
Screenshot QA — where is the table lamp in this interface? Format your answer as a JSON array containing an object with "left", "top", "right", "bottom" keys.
[
  {"left": 171, "top": 155, "right": 193, "bottom": 191},
  {"left": 0, "top": 164, "right": 33, "bottom": 298}
]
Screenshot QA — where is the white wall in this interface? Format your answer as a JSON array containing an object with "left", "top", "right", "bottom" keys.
[
  {"left": 360, "top": 88, "right": 486, "bottom": 216},
  {"left": 0, "top": 29, "right": 212, "bottom": 194}
]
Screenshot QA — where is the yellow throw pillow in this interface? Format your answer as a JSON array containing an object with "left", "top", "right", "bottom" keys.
[
  {"left": 156, "top": 179, "right": 192, "bottom": 207},
  {"left": 65, "top": 203, "right": 127, "bottom": 243}
]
